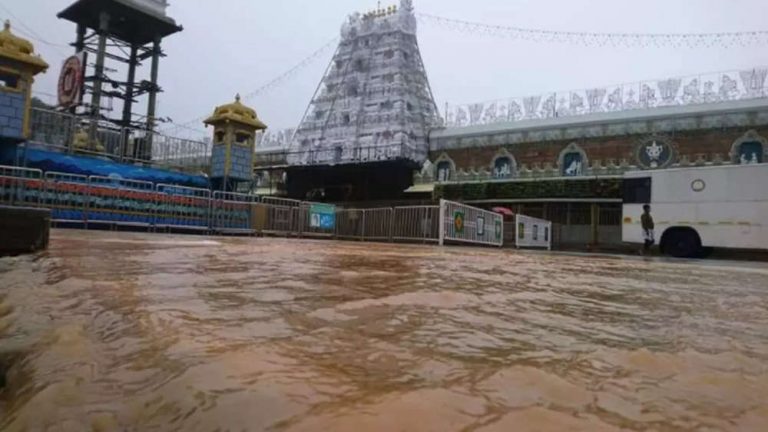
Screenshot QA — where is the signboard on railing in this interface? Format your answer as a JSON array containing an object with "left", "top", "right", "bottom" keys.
[{"left": 309, "top": 203, "right": 336, "bottom": 230}]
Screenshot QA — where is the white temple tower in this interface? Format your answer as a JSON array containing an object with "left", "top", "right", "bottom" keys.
[{"left": 288, "top": 0, "right": 441, "bottom": 168}]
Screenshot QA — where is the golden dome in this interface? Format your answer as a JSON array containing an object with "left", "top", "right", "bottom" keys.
[
  {"left": 0, "top": 20, "right": 48, "bottom": 73},
  {"left": 204, "top": 94, "right": 267, "bottom": 130}
]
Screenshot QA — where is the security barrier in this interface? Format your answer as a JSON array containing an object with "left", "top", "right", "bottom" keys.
[
  {"left": 0, "top": 166, "right": 43, "bottom": 207},
  {"left": 211, "top": 191, "right": 257, "bottom": 234},
  {"left": 256, "top": 204, "right": 298, "bottom": 235},
  {"left": 87, "top": 176, "right": 156, "bottom": 227},
  {"left": 439, "top": 199, "right": 504, "bottom": 247},
  {"left": 361, "top": 208, "right": 393, "bottom": 241},
  {"left": 44, "top": 172, "right": 90, "bottom": 224},
  {"left": 336, "top": 209, "right": 364, "bottom": 239},
  {"left": 155, "top": 184, "right": 211, "bottom": 231},
  {"left": 515, "top": 214, "right": 552, "bottom": 250},
  {"left": 0, "top": 164, "right": 559, "bottom": 251},
  {"left": 392, "top": 206, "right": 440, "bottom": 243}
]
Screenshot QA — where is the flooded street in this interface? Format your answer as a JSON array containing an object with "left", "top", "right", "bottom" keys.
[{"left": 1, "top": 230, "right": 767, "bottom": 431}]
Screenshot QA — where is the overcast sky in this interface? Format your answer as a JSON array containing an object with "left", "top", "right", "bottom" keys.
[{"left": 4, "top": 0, "right": 767, "bottom": 138}]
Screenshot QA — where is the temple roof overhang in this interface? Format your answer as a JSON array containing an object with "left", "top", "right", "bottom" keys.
[{"left": 430, "top": 98, "right": 768, "bottom": 150}]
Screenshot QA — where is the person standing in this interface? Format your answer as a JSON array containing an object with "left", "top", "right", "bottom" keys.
[{"left": 641, "top": 204, "right": 655, "bottom": 254}]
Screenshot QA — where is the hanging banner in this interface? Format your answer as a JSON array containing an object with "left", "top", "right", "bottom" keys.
[{"left": 57, "top": 52, "right": 84, "bottom": 109}]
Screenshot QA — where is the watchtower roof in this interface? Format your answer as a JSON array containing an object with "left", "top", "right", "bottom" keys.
[
  {"left": 58, "top": 0, "right": 182, "bottom": 45},
  {"left": 204, "top": 95, "right": 268, "bottom": 130}
]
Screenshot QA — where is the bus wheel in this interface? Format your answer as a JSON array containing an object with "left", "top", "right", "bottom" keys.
[{"left": 661, "top": 228, "right": 702, "bottom": 258}]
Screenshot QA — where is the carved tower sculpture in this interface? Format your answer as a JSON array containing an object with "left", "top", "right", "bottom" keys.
[{"left": 289, "top": 0, "right": 440, "bottom": 167}]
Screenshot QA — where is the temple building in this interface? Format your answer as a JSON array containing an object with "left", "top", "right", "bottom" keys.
[{"left": 284, "top": 0, "right": 441, "bottom": 201}]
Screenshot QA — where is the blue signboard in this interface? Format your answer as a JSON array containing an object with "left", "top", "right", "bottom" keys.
[{"left": 310, "top": 203, "right": 336, "bottom": 230}]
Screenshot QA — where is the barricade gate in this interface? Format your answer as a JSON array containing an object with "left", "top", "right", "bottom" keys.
[
  {"left": 0, "top": 165, "right": 43, "bottom": 207},
  {"left": 155, "top": 184, "right": 211, "bottom": 231},
  {"left": 336, "top": 209, "right": 364, "bottom": 239},
  {"left": 88, "top": 176, "right": 155, "bottom": 227},
  {"left": 212, "top": 191, "right": 257, "bottom": 234},
  {"left": 361, "top": 208, "right": 393, "bottom": 241},
  {"left": 391, "top": 206, "right": 440, "bottom": 243},
  {"left": 44, "top": 172, "right": 89, "bottom": 224},
  {"left": 439, "top": 199, "right": 504, "bottom": 247},
  {"left": 515, "top": 214, "right": 553, "bottom": 250}
]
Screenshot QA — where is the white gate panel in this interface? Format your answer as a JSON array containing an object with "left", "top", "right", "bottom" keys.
[
  {"left": 515, "top": 214, "right": 552, "bottom": 250},
  {"left": 439, "top": 199, "right": 504, "bottom": 247}
]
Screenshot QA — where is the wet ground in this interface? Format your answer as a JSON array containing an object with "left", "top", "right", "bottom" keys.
[{"left": 1, "top": 230, "right": 767, "bottom": 431}]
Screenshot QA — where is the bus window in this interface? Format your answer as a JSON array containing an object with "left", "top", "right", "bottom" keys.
[{"left": 622, "top": 177, "right": 651, "bottom": 204}]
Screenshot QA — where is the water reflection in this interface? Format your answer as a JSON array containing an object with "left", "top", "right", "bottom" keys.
[{"left": 0, "top": 230, "right": 767, "bottom": 431}]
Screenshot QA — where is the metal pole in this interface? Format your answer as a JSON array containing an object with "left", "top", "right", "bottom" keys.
[
  {"left": 122, "top": 45, "right": 138, "bottom": 127},
  {"left": 89, "top": 12, "right": 110, "bottom": 151},
  {"left": 591, "top": 203, "right": 599, "bottom": 246},
  {"left": 361, "top": 210, "right": 366, "bottom": 241},
  {"left": 71, "top": 23, "right": 86, "bottom": 119},
  {"left": 145, "top": 37, "right": 161, "bottom": 162},
  {"left": 438, "top": 199, "right": 446, "bottom": 246}
]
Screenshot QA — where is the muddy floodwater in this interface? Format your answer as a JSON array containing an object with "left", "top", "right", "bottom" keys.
[{"left": 1, "top": 230, "right": 767, "bottom": 431}]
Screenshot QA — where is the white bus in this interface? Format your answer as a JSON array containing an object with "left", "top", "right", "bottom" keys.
[{"left": 622, "top": 164, "right": 768, "bottom": 257}]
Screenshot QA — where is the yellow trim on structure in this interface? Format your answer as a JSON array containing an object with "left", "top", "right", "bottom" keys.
[
  {"left": 22, "top": 78, "right": 32, "bottom": 138},
  {"left": 0, "top": 21, "right": 48, "bottom": 74}
]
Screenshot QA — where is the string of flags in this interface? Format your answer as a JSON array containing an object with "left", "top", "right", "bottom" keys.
[
  {"left": 416, "top": 13, "right": 768, "bottom": 48},
  {"left": 162, "top": 37, "right": 339, "bottom": 136}
]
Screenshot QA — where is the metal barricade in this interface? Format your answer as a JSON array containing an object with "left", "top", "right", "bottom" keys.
[
  {"left": 439, "top": 199, "right": 504, "bottom": 247},
  {"left": 361, "top": 208, "right": 393, "bottom": 241},
  {"left": 0, "top": 165, "right": 44, "bottom": 207},
  {"left": 155, "top": 184, "right": 211, "bottom": 231},
  {"left": 336, "top": 209, "right": 364, "bottom": 239},
  {"left": 392, "top": 206, "right": 440, "bottom": 243},
  {"left": 44, "top": 172, "right": 89, "bottom": 224},
  {"left": 211, "top": 191, "right": 258, "bottom": 234},
  {"left": 258, "top": 204, "right": 298, "bottom": 235},
  {"left": 87, "top": 176, "right": 155, "bottom": 228},
  {"left": 515, "top": 214, "right": 553, "bottom": 250}
]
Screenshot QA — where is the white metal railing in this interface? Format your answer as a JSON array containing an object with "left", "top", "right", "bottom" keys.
[
  {"left": 391, "top": 206, "right": 440, "bottom": 243},
  {"left": 439, "top": 199, "right": 504, "bottom": 247},
  {"left": 444, "top": 67, "right": 768, "bottom": 128}
]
